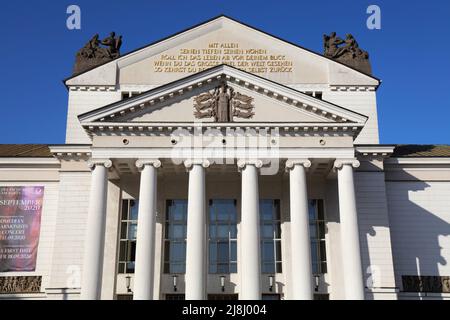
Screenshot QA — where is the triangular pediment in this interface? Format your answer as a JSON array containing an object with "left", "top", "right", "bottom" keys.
[
  {"left": 65, "top": 15, "right": 379, "bottom": 88},
  {"left": 79, "top": 65, "right": 367, "bottom": 128}
]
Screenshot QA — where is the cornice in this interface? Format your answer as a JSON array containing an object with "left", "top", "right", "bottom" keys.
[{"left": 78, "top": 65, "right": 368, "bottom": 125}]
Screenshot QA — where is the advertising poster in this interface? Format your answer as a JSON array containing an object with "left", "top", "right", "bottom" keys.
[{"left": 0, "top": 186, "right": 44, "bottom": 272}]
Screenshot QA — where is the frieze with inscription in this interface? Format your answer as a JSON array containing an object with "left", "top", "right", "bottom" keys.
[{"left": 154, "top": 42, "right": 294, "bottom": 74}]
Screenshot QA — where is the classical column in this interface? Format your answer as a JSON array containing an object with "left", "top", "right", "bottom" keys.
[
  {"left": 133, "top": 159, "right": 161, "bottom": 300},
  {"left": 286, "top": 159, "right": 314, "bottom": 300},
  {"left": 184, "top": 159, "right": 210, "bottom": 300},
  {"left": 81, "top": 159, "right": 112, "bottom": 300},
  {"left": 237, "top": 159, "right": 262, "bottom": 300},
  {"left": 334, "top": 159, "right": 365, "bottom": 300}
]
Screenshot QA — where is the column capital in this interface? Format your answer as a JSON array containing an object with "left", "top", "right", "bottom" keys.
[
  {"left": 285, "top": 159, "right": 311, "bottom": 170},
  {"left": 237, "top": 159, "right": 263, "bottom": 170},
  {"left": 87, "top": 159, "right": 112, "bottom": 169},
  {"left": 333, "top": 158, "right": 360, "bottom": 170},
  {"left": 183, "top": 159, "right": 210, "bottom": 169},
  {"left": 135, "top": 159, "right": 162, "bottom": 170}
]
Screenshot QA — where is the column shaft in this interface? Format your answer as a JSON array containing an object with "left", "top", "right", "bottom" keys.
[
  {"left": 240, "top": 164, "right": 261, "bottom": 300},
  {"left": 185, "top": 164, "right": 206, "bottom": 300},
  {"left": 81, "top": 162, "right": 109, "bottom": 300},
  {"left": 337, "top": 163, "right": 365, "bottom": 300},
  {"left": 134, "top": 163, "right": 158, "bottom": 300},
  {"left": 289, "top": 163, "right": 313, "bottom": 300}
]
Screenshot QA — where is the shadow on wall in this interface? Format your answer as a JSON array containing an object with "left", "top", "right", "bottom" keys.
[{"left": 386, "top": 172, "right": 450, "bottom": 300}]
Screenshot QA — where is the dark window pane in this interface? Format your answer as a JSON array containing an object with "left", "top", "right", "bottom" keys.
[
  {"left": 321, "top": 262, "right": 327, "bottom": 274},
  {"left": 120, "top": 222, "right": 127, "bottom": 239},
  {"left": 126, "top": 262, "right": 135, "bottom": 273},
  {"left": 262, "top": 224, "right": 274, "bottom": 238},
  {"left": 318, "top": 222, "right": 326, "bottom": 239},
  {"left": 263, "top": 263, "right": 275, "bottom": 274},
  {"left": 230, "top": 225, "right": 237, "bottom": 238},
  {"left": 312, "top": 262, "right": 319, "bottom": 275},
  {"left": 275, "top": 241, "right": 282, "bottom": 261},
  {"left": 130, "top": 200, "right": 139, "bottom": 221},
  {"left": 276, "top": 262, "right": 282, "bottom": 273},
  {"left": 118, "top": 263, "right": 125, "bottom": 274},
  {"left": 263, "top": 242, "right": 274, "bottom": 262},
  {"left": 209, "top": 225, "right": 216, "bottom": 238},
  {"left": 230, "top": 263, "right": 237, "bottom": 274},
  {"left": 217, "top": 242, "right": 229, "bottom": 262},
  {"left": 171, "top": 264, "right": 185, "bottom": 274},
  {"left": 121, "top": 201, "right": 128, "bottom": 220},
  {"left": 320, "top": 240, "right": 327, "bottom": 261},
  {"left": 164, "top": 241, "right": 170, "bottom": 262},
  {"left": 209, "top": 264, "right": 217, "bottom": 274},
  {"left": 164, "top": 222, "right": 170, "bottom": 239},
  {"left": 217, "top": 225, "right": 229, "bottom": 238},
  {"left": 230, "top": 241, "right": 237, "bottom": 261},
  {"left": 128, "top": 222, "right": 137, "bottom": 239},
  {"left": 209, "top": 243, "right": 217, "bottom": 262},
  {"left": 172, "top": 224, "right": 184, "bottom": 239},
  {"left": 129, "top": 241, "right": 136, "bottom": 261},
  {"left": 309, "top": 223, "right": 317, "bottom": 238},
  {"left": 119, "top": 241, "right": 127, "bottom": 261},
  {"left": 163, "top": 262, "right": 170, "bottom": 274},
  {"left": 274, "top": 200, "right": 280, "bottom": 220},
  {"left": 217, "top": 264, "right": 228, "bottom": 273},
  {"left": 170, "top": 242, "right": 184, "bottom": 262},
  {"left": 308, "top": 200, "right": 317, "bottom": 220},
  {"left": 311, "top": 242, "right": 318, "bottom": 265},
  {"left": 260, "top": 200, "right": 273, "bottom": 220},
  {"left": 317, "top": 200, "right": 324, "bottom": 220}
]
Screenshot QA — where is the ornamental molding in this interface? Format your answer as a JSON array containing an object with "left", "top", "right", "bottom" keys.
[
  {"left": 135, "top": 159, "right": 162, "bottom": 169},
  {"left": 82, "top": 122, "right": 364, "bottom": 138},
  {"left": 237, "top": 159, "right": 263, "bottom": 169},
  {"left": 78, "top": 65, "right": 368, "bottom": 126},
  {"left": 183, "top": 159, "right": 211, "bottom": 169},
  {"left": 333, "top": 158, "right": 360, "bottom": 169},
  {"left": 285, "top": 158, "right": 312, "bottom": 170},
  {"left": 330, "top": 85, "right": 377, "bottom": 92},
  {"left": 68, "top": 85, "right": 116, "bottom": 92},
  {"left": 87, "top": 158, "right": 113, "bottom": 169}
]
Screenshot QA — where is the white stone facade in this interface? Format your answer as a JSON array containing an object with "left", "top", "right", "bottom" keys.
[{"left": 0, "top": 16, "right": 449, "bottom": 300}]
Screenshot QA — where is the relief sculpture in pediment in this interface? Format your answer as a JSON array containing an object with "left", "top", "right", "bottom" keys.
[{"left": 193, "top": 83, "right": 254, "bottom": 122}]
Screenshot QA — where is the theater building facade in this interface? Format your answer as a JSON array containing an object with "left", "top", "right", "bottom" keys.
[{"left": 0, "top": 16, "right": 449, "bottom": 300}]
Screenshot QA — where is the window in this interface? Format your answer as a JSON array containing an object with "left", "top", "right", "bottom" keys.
[
  {"left": 302, "top": 91, "right": 322, "bottom": 100},
  {"left": 309, "top": 199, "right": 327, "bottom": 274},
  {"left": 165, "top": 294, "right": 185, "bottom": 300},
  {"left": 116, "top": 294, "right": 133, "bottom": 300},
  {"left": 262, "top": 294, "right": 281, "bottom": 300},
  {"left": 164, "top": 200, "right": 188, "bottom": 274},
  {"left": 208, "top": 294, "right": 238, "bottom": 300},
  {"left": 121, "top": 91, "right": 140, "bottom": 100},
  {"left": 209, "top": 199, "right": 238, "bottom": 274},
  {"left": 118, "top": 199, "right": 139, "bottom": 273},
  {"left": 260, "top": 199, "right": 282, "bottom": 274}
]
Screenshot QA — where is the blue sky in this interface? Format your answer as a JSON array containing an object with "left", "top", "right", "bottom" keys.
[{"left": 0, "top": 0, "right": 449, "bottom": 144}]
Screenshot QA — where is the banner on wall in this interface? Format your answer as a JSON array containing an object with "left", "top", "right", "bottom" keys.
[{"left": 0, "top": 186, "right": 44, "bottom": 272}]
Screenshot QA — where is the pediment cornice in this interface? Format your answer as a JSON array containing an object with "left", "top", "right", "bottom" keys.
[{"left": 78, "top": 65, "right": 368, "bottom": 129}]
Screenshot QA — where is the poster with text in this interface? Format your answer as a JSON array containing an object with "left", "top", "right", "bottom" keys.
[{"left": 0, "top": 186, "right": 44, "bottom": 272}]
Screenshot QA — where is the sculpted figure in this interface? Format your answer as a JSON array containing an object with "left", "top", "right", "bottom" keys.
[
  {"left": 73, "top": 32, "right": 122, "bottom": 74},
  {"left": 323, "top": 32, "right": 344, "bottom": 58},
  {"left": 323, "top": 32, "right": 372, "bottom": 74},
  {"left": 193, "top": 83, "right": 254, "bottom": 122},
  {"left": 215, "top": 83, "right": 233, "bottom": 122}
]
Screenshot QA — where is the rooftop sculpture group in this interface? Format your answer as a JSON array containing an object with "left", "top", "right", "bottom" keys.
[
  {"left": 73, "top": 32, "right": 122, "bottom": 75},
  {"left": 323, "top": 32, "right": 372, "bottom": 75}
]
